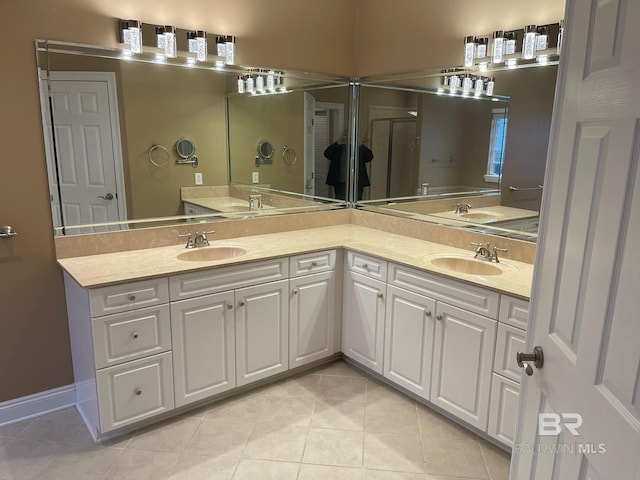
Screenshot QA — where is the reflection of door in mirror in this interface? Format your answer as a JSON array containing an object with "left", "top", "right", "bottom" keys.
[
  {"left": 314, "top": 102, "right": 345, "bottom": 198},
  {"left": 42, "top": 72, "right": 127, "bottom": 234}
]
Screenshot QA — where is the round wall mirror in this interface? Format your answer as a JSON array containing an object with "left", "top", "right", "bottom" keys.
[
  {"left": 176, "top": 137, "right": 196, "bottom": 158},
  {"left": 257, "top": 140, "right": 274, "bottom": 160}
]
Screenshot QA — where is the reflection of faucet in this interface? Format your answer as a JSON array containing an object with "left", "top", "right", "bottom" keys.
[
  {"left": 470, "top": 242, "right": 508, "bottom": 263},
  {"left": 178, "top": 230, "right": 215, "bottom": 249},
  {"left": 249, "top": 194, "right": 262, "bottom": 211},
  {"left": 420, "top": 183, "right": 430, "bottom": 195},
  {"left": 454, "top": 203, "right": 471, "bottom": 214}
]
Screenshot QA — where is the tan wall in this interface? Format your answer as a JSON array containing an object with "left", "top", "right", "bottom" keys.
[
  {"left": 0, "top": 0, "right": 355, "bottom": 403},
  {"left": 0, "top": 0, "right": 563, "bottom": 402},
  {"left": 354, "top": 0, "right": 566, "bottom": 76}
]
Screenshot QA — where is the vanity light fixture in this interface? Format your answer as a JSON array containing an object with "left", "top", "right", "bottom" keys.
[
  {"left": 163, "top": 26, "right": 177, "bottom": 58},
  {"left": 492, "top": 31, "right": 505, "bottom": 63},
  {"left": 504, "top": 31, "right": 517, "bottom": 55},
  {"left": 187, "top": 31, "right": 197, "bottom": 54},
  {"left": 120, "top": 20, "right": 143, "bottom": 53},
  {"left": 195, "top": 31, "right": 208, "bottom": 61},
  {"left": 535, "top": 26, "right": 549, "bottom": 51}
]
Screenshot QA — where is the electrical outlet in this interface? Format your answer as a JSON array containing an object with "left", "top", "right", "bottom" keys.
[
  {"left": 195, "top": 173, "right": 203, "bottom": 185},
  {"left": 252, "top": 172, "right": 259, "bottom": 183}
]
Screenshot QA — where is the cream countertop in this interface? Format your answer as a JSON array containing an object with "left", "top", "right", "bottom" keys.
[{"left": 58, "top": 225, "right": 533, "bottom": 299}]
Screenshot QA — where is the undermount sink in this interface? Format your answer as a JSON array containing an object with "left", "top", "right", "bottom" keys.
[
  {"left": 460, "top": 213, "right": 500, "bottom": 222},
  {"left": 427, "top": 255, "right": 504, "bottom": 276},
  {"left": 177, "top": 246, "right": 248, "bottom": 262}
]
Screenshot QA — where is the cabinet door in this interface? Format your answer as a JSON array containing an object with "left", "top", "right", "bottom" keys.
[
  {"left": 235, "top": 280, "right": 289, "bottom": 386},
  {"left": 384, "top": 285, "right": 435, "bottom": 400},
  {"left": 342, "top": 270, "right": 386, "bottom": 374},
  {"left": 488, "top": 373, "right": 520, "bottom": 448},
  {"left": 171, "top": 291, "right": 236, "bottom": 408},
  {"left": 290, "top": 271, "right": 336, "bottom": 368},
  {"left": 431, "top": 302, "right": 497, "bottom": 430}
]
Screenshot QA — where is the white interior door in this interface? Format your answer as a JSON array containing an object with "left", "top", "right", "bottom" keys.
[
  {"left": 47, "top": 72, "right": 126, "bottom": 232},
  {"left": 512, "top": 0, "right": 640, "bottom": 478}
]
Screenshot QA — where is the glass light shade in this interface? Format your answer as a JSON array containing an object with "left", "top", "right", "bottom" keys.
[
  {"left": 237, "top": 76, "right": 245, "bottom": 93},
  {"left": 256, "top": 74, "right": 265, "bottom": 93},
  {"left": 486, "top": 78, "right": 495, "bottom": 96},
  {"left": 216, "top": 36, "right": 226, "bottom": 57},
  {"left": 462, "top": 75, "right": 473, "bottom": 95},
  {"left": 463, "top": 36, "right": 477, "bottom": 67},
  {"left": 246, "top": 76, "right": 255, "bottom": 94},
  {"left": 474, "top": 78, "right": 484, "bottom": 96},
  {"left": 505, "top": 32, "right": 516, "bottom": 55},
  {"left": 196, "top": 31, "right": 207, "bottom": 61},
  {"left": 267, "top": 70, "right": 275, "bottom": 92},
  {"left": 492, "top": 31, "right": 505, "bottom": 63},
  {"left": 164, "top": 28, "right": 177, "bottom": 58},
  {"left": 127, "top": 21, "right": 143, "bottom": 54},
  {"left": 225, "top": 36, "right": 235, "bottom": 64},
  {"left": 522, "top": 25, "right": 537, "bottom": 59}
]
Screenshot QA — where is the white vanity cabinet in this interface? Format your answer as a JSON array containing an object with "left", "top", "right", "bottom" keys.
[
  {"left": 289, "top": 250, "right": 338, "bottom": 368},
  {"left": 64, "top": 274, "right": 175, "bottom": 436},
  {"left": 342, "top": 252, "right": 387, "bottom": 373},
  {"left": 487, "top": 295, "right": 529, "bottom": 447}
]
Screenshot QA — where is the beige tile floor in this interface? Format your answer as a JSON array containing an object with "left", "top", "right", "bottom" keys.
[{"left": 0, "top": 360, "right": 511, "bottom": 480}]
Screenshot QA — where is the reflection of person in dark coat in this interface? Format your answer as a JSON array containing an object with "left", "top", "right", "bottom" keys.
[{"left": 324, "top": 134, "right": 374, "bottom": 201}]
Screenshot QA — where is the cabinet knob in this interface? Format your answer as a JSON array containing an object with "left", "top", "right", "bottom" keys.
[
  {"left": 131, "top": 332, "right": 139, "bottom": 339},
  {"left": 436, "top": 314, "right": 443, "bottom": 321},
  {"left": 134, "top": 388, "right": 142, "bottom": 396},
  {"left": 239, "top": 300, "right": 245, "bottom": 307},
  {"left": 377, "top": 292, "right": 383, "bottom": 299},
  {"left": 128, "top": 295, "right": 136, "bottom": 301},
  {"left": 227, "top": 303, "right": 233, "bottom": 310},
  {"left": 425, "top": 310, "right": 432, "bottom": 317},
  {"left": 311, "top": 261, "right": 318, "bottom": 267},
  {"left": 362, "top": 263, "right": 369, "bottom": 269},
  {"left": 293, "top": 289, "right": 298, "bottom": 295}
]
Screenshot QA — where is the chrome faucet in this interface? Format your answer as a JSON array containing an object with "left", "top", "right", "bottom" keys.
[
  {"left": 454, "top": 203, "right": 471, "bottom": 214},
  {"left": 249, "top": 194, "right": 262, "bottom": 211},
  {"left": 470, "top": 242, "right": 508, "bottom": 263},
  {"left": 178, "top": 230, "right": 215, "bottom": 249}
]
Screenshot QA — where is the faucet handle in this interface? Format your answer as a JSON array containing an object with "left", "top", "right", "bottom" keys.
[
  {"left": 492, "top": 246, "right": 508, "bottom": 262},
  {"left": 178, "top": 232, "right": 195, "bottom": 249}
]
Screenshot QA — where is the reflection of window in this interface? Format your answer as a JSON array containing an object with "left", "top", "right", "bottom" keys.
[{"left": 485, "top": 108, "right": 507, "bottom": 183}]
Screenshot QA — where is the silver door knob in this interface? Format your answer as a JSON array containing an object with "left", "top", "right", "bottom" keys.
[
  {"left": 97, "top": 193, "right": 114, "bottom": 200},
  {"left": 517, "top": 346, "right": 544, "bottom": 376}
]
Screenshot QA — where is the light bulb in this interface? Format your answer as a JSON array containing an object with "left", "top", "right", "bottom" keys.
[
  {"left": 463, "top": 36, "right": 477, "bottom": 67},
  {"left": 127, "top": 20, "right": 143, "bottom": 54},
  {"left": 505, "top": 32, "right": 516, "bottom": 55},
  {"left": 216, "top": 36, "right": 226, "bottom": 57},
  {"left": 225, "top": 36, "right": 235, "bottom": 64},
  {"left": 196, "top": 31, "right": 207, "bottom": 61},
  {"left": 267, "top": 70, "right": 275, "bottom": 92},
  {"left": 522, "top": 25, "right": 537, "bottom": 59},
  {"left": 163, "top": 26, "right": 176, "bottom": 58},
  {"left": 246, "top": 75, "right": 255, "bottom": 94},
  {"left": 486, "top": 78, "right": 495, "bottom": 96},
  {"left": 492, "top": 30, "right": 505, "bottom": 63}
]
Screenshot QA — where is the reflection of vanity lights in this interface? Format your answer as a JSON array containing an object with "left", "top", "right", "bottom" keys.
[
  {"left": 463, "top": 36, "right": 477, "bottom": 68},
  {"left": 492, "top": 31, "right": 505, "bottom": 63},
  {"left": 522, "top": 25, "right": 537, "bottom": 60},
  {"left": 225, "top": 36, "right": 236, "bottom": 64},
  {"left": 216, "top": 36, "right": 226, "bottom": 57},
  {"left": 246, "top": 75, "right": 255, "bottom": 94}
]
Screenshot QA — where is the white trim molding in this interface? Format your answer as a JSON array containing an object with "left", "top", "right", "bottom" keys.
[{"left": 0, "top": 385, "right": 76, "bottom": 426}]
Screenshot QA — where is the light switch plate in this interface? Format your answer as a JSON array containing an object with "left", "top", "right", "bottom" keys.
[
  {"left": 252, "top": 172, "right": 259, "bottom": 183},
  {"left": 195, "top": 173, "right": 203, "bottom": 185}
]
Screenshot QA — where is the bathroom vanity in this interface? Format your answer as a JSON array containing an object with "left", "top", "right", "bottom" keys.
[{"left": 58, "top": 224, "right": 531, "bottom": 449}]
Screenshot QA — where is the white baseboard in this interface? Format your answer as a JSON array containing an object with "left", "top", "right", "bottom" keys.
[{"left": 0, "top": 385, "right": 76, "bottom": 426}]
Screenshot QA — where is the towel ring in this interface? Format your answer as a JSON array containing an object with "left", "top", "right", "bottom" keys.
[
  {"left": 282, "top": 145, "right": 297, "bottom": 166},
  {"left": 148, "top": 144, "right": 170, "bottom": 167}
]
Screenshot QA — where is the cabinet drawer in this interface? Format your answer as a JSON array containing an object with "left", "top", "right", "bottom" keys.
[
  {"left": 96, "top": 352, "right": 174, "bottom": 433},
  {"left": 289, "top": 250, "right": 336, "bottom": 277},
  {"left": 346, "top": 250, "right": 387, "bottom": 281},
  {"left": 170, "top": 257, "right": 288, "bottom": 301},
  {"left": 494, "top": 323, "right": 526, "bottom": 383},
  {"left": 90, "top": 278, "right": 169, "bottom": 317},
  {"left": 499, "top": 295, "right": 529, "bottom": 330},
  {"left": 92, "top": 305, "right": 172, "bottom": 369},
  {"left": 388, "top": 263, "right": 500, "bottom": 319},
  {"left": 488, "top": 373, "right": 520, "bottom": 448}
]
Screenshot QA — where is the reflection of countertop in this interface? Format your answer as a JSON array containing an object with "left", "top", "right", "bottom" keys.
[
  {"left": 424, "top": 206, "right": 538, "bottom": 224},
  {"left": 184, "top": 196, "right": 253, "bottom": 212},
  {"left": 58, "top": 225, "right": 533, "bottom": 299}
]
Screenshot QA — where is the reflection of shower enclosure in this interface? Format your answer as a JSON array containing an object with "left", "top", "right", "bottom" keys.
[{"left": 369, "top": 118, "right": 418, "bottom": 199}]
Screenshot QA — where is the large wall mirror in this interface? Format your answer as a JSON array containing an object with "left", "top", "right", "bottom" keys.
[
  {"left": 356, "top": 62, "right": 558, "bottom": 243},
  {"left": 37, "top": 39, "right": 349, "bottom": 235}
]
